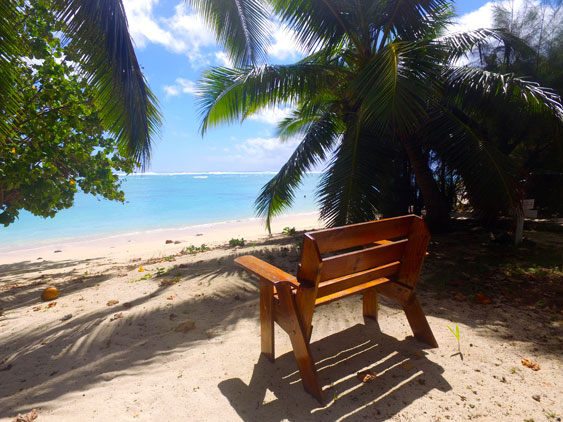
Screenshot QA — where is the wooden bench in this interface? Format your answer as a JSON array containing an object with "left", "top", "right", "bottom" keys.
[{"left": 235, "top": 215, "right": 437, "bottom": 403}]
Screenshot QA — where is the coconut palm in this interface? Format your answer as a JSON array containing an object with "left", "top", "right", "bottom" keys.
[{"left": 197, "top": 0, "right": 563, "bottom": 231}]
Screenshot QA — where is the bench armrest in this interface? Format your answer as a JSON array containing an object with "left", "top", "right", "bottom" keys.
[{"left": 235, "top": 255, "right": 299, "bottom": 288}]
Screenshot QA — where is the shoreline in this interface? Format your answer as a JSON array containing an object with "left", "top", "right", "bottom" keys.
[{"left": 0, "top": 211, "right": 322, "bottom": 265}]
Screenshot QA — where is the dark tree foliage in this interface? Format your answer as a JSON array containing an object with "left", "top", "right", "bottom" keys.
[
  {"left": 477, "top": 0, "right": 563, "bottom": 214},
  {"left": 0, "top": 1, "right": 136, "bottom": 226}
]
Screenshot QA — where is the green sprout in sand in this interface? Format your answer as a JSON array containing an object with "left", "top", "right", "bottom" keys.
[{"left": 447, "top": 323, "right": 463, "bottom": 360}]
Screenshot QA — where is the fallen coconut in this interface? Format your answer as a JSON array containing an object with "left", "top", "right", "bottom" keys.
[{"left": 41, "top": 287, "right": 60, "bottom": 301}]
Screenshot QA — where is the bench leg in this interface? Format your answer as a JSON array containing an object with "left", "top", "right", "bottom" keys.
[
  {"left": 260, "top": 278, "right": 275, "bottom": 361},
  {"left": 276, "top": 283, "right": 324, "bottom": 404},
  {"left": 403, "top": 296, "right": 438, "bottom": 348},
  {"left": 363, "top": 289, "right": 379, "bottom": 321}
]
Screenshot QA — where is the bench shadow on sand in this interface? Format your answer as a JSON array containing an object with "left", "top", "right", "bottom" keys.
[{"left": 219, "top": 323, "right": 451, "bottom": 422}]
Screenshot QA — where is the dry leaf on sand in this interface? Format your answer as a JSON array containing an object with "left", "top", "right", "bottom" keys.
[
  {"left": 107, "top": 300, "right": 119, "bottom": 306},
  {"left": 32, "top": 306, "right": 41, "bottom": 312},
  {"left": 47, "top": 302, "right": 57, "bottom": 308},
  {"left": 357, "top": 371, "right": 377, "bottom": 383},
  {"left": 521, "top": 358, "right": 540, "bottom": 371},
  {"left": 474, "top": 294, "right": 492, "bottom": 304},
  {"left": 110, "top": 312, "right": 124, "bottom": 322},
  {"left": 12, "top": 409, "right": 37, "bottom": 422},
  {"left": 167, "top": 295, "right": 174, "bottom": 300},
  {"left": 175, "top": 321, "right": 195, "bottom": 333}
]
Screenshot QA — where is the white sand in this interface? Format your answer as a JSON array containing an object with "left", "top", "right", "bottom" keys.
[
  {"left": 1, "top": 215, "right": 561, "bottom": 421},
  {"left": 0, "top": 212, "right": 321, "bottom": 266}
]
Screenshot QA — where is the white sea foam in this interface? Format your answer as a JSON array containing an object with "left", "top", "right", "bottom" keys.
[{"left": 116, "top": 171, "right": 280, "bottom": 176}]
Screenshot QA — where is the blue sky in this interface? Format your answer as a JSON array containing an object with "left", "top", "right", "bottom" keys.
[{"left": 123, "top": 0, "right": 500, "bottom": 173}]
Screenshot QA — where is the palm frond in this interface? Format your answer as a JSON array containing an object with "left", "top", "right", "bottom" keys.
[
  {"left": 255, "top": 111, "right": 341, "bottom": 232},
  {"left": 443, "top": 67, "right": 563, "bottom": 120},
  {"left": 373, "top": 0, "right": 451, "bottom": 47},
  {"left": 424, "top": 105, "right": 519, "bottom": 219},
  {"left": 187, "top": 0, "right": 271, "bottom": 66},
  {"left": 271, "top": 0, "right": 360, "bottom": 53},
  {"left": 317, "top": 117, "right": 389, "bottom": 227},
  {"left": 276, "top": 97, "right": 336, "bottom": 140},
  {"left": 352, "top": 41, "right": 442, "bottom": 135},
  {"left": 53, "top": 0, "right": 162, "bottom": 167},
  {"left": 439, "top": 28, "right": 535, "bottom": 62},
  {"left": 0, "top": 1, "right": 23, "bottom": 139},
  {"left": 197, "top": 63, "right": 346, "bottom": 134}
]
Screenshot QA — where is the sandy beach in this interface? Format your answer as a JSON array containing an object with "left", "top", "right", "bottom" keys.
[
  {"left": 1, "top": 215, "right": 562, "bottom": 421},
  {"left": 0, "top": 212, "right": 322, "bottom": 266}
]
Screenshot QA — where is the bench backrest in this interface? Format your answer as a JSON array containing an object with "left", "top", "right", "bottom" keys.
[{"left": 297, "top": 215, "right": 430, "bottom": 296}]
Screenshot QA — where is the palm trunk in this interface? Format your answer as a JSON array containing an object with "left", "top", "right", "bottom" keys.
[{"left": 402, "top": 139, "right": 450, "bottom": 232}]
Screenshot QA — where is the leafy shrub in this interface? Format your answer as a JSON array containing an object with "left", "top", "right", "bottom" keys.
[{"left": 229, "top": 238, "right": 245, "bottom": 247}]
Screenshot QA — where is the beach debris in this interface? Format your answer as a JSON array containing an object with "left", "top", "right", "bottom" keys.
[
  {"left": 107, "top": 299, "right": 119, "bottom": 306},
  {"left": 521, "top": 358, "right": 541, "bottom": 371},
  {"left": 474, "top": 293, "right": 492, "bottom": 304},
  {"left": 165, "top": 239, "right": 174, "bottom": 244},
  {"left": 138, "top": 266, "right": 145, "bottom": 272},
  {"left": 357, "top": 371, "right": 377, "bottom": 383},
  {"left": 32, "top": 306, "right": 42, "bottom": 312},
  {"left": 532, "top": 394, "right": 541, "bottom": 402},
  {"left": 41, "top": 287, "right": 60, "bottom": 301},
  {"left": 196, "top": 233, "right": 203, "bottom": 236},
  {"left": 61, "top": 314, "right": 73, "bottom": 321},
  {"left": 47, "top": 302, "right": 57, "bottom": 308},
  {"left": 110, "top": 313, "right": 124, "bottom": 322},
  {"left": 11, "top": 409, "right": 37, "bottom": 422},
  {"left": 174, "top": 240, "right": 182, "bottom": 244},
  {"left": 167, "top": 295, "right": 175, "bottom": 300},
  {"left": 123, "top": 302, "right": 133, "bottom": 308},
  {"left": 54, "top": 250, "right": 62, "bottom": 253},
  {"left": 174, "top": 321, "right": 195, "bottom": 333}
]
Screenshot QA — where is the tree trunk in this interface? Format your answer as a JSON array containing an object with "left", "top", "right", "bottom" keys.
[{"left": 402, "top": 139, "right": 450, "bottom": 232}]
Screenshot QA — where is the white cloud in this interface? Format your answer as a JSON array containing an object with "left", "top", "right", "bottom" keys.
[
  {"left": 215, "top": 51, "right": 233, "bottom": 67},
  {"left": 236, "top": 136, "right": 299, "bottom": 156},
  {"left": 124, "top": 0, "right": 181, "bottom": 49},
  {"left": 449, "top": 0, "right": 533, "bottom": 33},
  {"left": 163, "top": 85, "right": 180, "bottom": 97},
  {"left": 123, "top": 0, "right": 217, "bottom": 68},
  {"left": 163, "top": 77, "right": 198, "bottom": 97},
  {"left": 248, "top": 106, "right": 293, "bottom": 125},
  {"left": 268, "top": 23, "right": 304, "bottom": 61}
]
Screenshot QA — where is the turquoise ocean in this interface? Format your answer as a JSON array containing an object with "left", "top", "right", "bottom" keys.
[{"left": 1, "top": 173, "right": 321, "bottom": 250}]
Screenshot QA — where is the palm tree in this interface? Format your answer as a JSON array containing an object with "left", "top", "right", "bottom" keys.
[
  {"left": 196, "top": 0, "right": 563, "bottom": 231},
  {"left": 0, "top": 0, "right": 162, "bottom": 166}
]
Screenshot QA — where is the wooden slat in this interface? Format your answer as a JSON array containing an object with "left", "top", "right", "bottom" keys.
[
  {"left": 234, "top": 255, "right": 299, "bottom": 287},
  {"left": 315, "top": 278, "right": 390, "bottom": 306},
  {"left": 260, "top": 278, "right": 275, "bottom": 361},
  {"left": 319, "top": 239, "right": 407, "bottom": 282},
  {"left": 376, "top": 281, "right": 413, "bottom": 305},
  {"left": 295, "top": 234, "right": 323, "bottom": 339},
  {"left": 397, "top": 217, "right": 430, "bottom": 288},
  {"left": 308, "top": 215, "right": 415, "bottom": 254},
  {"left": 317, "top": 261, "right": 401, "bottom": 297}
]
